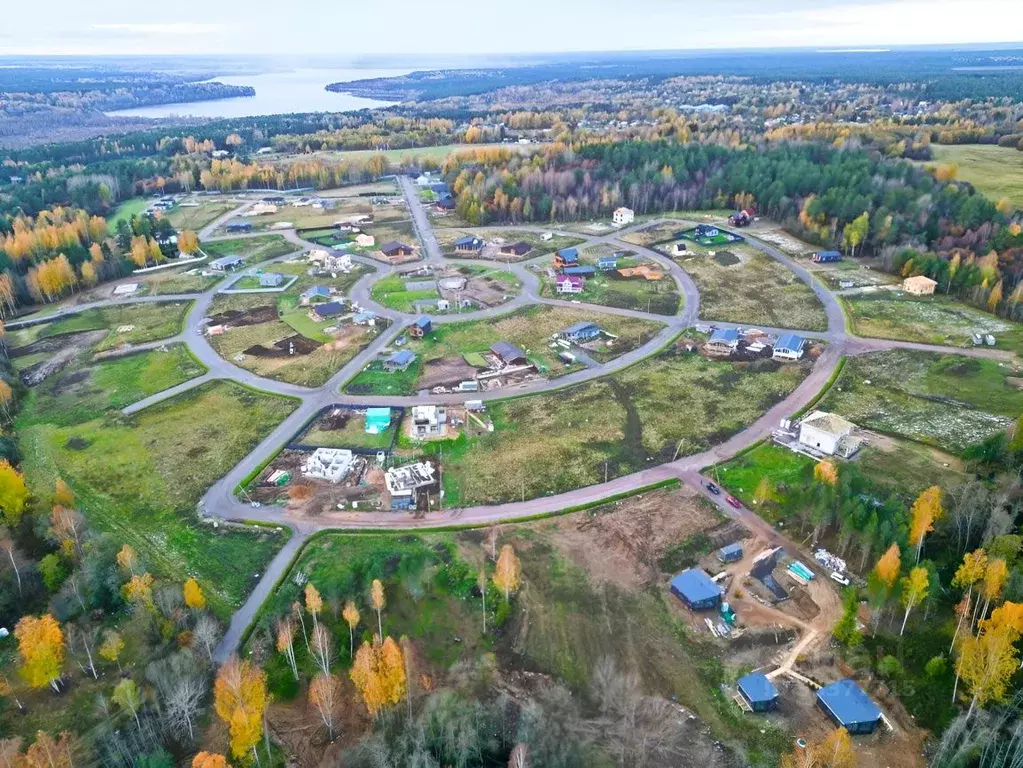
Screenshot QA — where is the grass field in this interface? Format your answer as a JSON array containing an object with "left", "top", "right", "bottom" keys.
[
  {"left": 925, "top": 144, "right": 1023, "bottom": 211},
  {"left": 671, "top": 243, "right": 828, "bottom": 330},
  {"left": 818, "top": 349, "right": 1023, "bottom": 452},
  {"left": 106, "top": 197, "right": 147, "bottom": 233},
  {"left": 17, "top": 344, "right": 206, "bottom": 428},
  {"left": 421, "top": 346, "right": 808, "bottom": 505},
  {"left": 165, "top": 200, "right": 237, "bottom": 231},
  {"left": 370, "top": 267, "right": 520, "bottom": 313},
  {"left": 842, "top": 292, "right": 1023, "bottom": 352},
  {"left": 18, "top": 380, "right": 298, "bottom": 610},
  {"left": 297, "top": 408, "right": 400, "bottom": 450},
  {"left": 538, "top": 260, "right": 682, "bottom": 316},
  {"left": 141, "top": 268, "right": 221, "bottom": 295},
  {"left": 10, "top": 301, "right": 192, "bottom": 351},
  {"left": 345, "top": 305, "right": 665, "bottom": 395},
  {"left": 202, "top": 235, "right": 297, "bottom": 266},
  {"left": 434, "top": 228, "right": 584, "bottom": 258}
]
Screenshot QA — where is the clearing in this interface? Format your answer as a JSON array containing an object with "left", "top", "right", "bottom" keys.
[
  {"left": 435, "top": 228, "right": 584, "bottom": 260},
  {"left": 923, "top": 144, "right": 1023, "bottom": 211},
  {"left": 369, "top": 265, "right": 521, "bottom": 314},
  {"left": 7, "top": 301, "right": 191, "bottom": 353},
  {"left": 202, "top": 234, "right": 297, "bottom": 266},
  {"left": 536, "top": 252, "right": 682, "bottom": 316},
  {"left": 165, "top": 198, "right": 238, "bottom": 231}
]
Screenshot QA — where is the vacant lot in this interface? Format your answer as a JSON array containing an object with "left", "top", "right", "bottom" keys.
[
  {"left": 427, "top": 347, "right": 808, "bottom": 505},
  {"left": 819, "top": 349, "right": 1023, "bottom": 451},
  {"left": 925, "top": 144, "right": 1023, "bottom": 211},
  {"left": 165, "top": 199, "right": 238, "bottom": 231},
  {"left": 843, "top": 292, "right": 1023, "bottom": 352},
  {"left": 435, "top": 228, "right": 584, "bottom": 259},
  {"left": 670, "top": 244, "right": 827, "bottom": 330},
  {"left": 9, "top": 301, "right": 192, "bottom": 352},
  {"left": 203, "top": 234, "right": 297, "bottom": 265},
  {"left": 296, "top": 407, "right": 401, "bottom": 450},
  {"left": 370, "top": 266, "right": 521, "bottom": 313},
  {"left": 141, "top": 268, "right": 221, "bottom": 295},
  {"left": 105, "top": 197, "right": 147, "bottom": 234},
  {"left": 18, "top": 381, "right": 297, "bottom": 609},
  {"left": 538, "top": 260, "right": 682, "bottom": 316}
]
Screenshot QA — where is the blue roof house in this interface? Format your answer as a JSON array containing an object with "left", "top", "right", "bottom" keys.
[
  {"left": 597, "top": 255, "right": 619, "bottom": 271},
  {"left": 670, "top": 569, "right": 723, "bottom": 611},
  {"left": 718, "top": 542, "right": 743, "bottom": 563},
  {"left": 301, "top": 286, "right": 331, "bottom": 303},
  {"left": 813, "top": 250, "right": 842, "bottom": 263},
  {"left": 383, "top": 350, "right": 417, "bottom": 373},
  {"left": 409, "top": 316, "right": 433, "bottom": 338},
  {"left": 773, "top": 334, "right": 806, "bottom": 361},
  {"left": 562, "top": 265, "right": 597, "bottom": 277},
  {"left": 737, "top": 673, "right": 779, "bottom": 713},
  {"left": 259, "top": 272, "right": 284, "bottom": 288},
  {"left": 707, "top": 327, "right": 740, "bottom": 351},
  {"left": 816, "top": 680, "right": 882, "bottom": 734},
  {"left": 561, "top": 321, "right": 602, "bottom": 342}
]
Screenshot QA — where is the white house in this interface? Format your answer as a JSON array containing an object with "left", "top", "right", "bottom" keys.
[
  {"left": 251, "top": 202, "right": 278, "bottom": 215},
  {"left": 613, "top": 207, "right": 635, "bottom": 226},
  {"left": 903, "top": 275, "right": 937, "bottom": 296},
  {"left": 385, "top": 462, "right": 436, "bottom": 501},
  {"left": 355, "top": 234, "right": 375, "bottom": 247},
  {"left": 302, "top": 448, "right": 355, "bottom": 483},
  {"left": 798, "top": 411, "right": 857, "bottom": 457},
  {"left": 541, "top": 232, "right": 554, "bottom": 242},
  {"left": 773, "top": 333, "right": 806, "bottom": 362},
  {"left": 411, "top": 405, "right": 447, "bottom": 438}
]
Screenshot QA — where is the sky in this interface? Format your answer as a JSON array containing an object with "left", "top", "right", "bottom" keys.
[{"left": 1, "top": 0, "right": 1022, "bottom": 57}]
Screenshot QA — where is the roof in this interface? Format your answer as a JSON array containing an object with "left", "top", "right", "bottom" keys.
[
  {"left": 557, "top": 248, "right": 579, "bottom": 262},
  {"left": 413, "top": 316, "right": 432, "bottom": 330},
  {"left": 817, "top": 250, "right": 841, "bottom": 258},
  {"left": 454, "top": 236, "right": 484, "bottom": 248},
  {"left": 817, "top": 680, "right": 881, "bottom": 726},
  {"left": 670, "top": 569, "right": 723, "bottom": 604},
  {"left": 210, "top": 255, "right": 243, "bottom": 268},
  {"left": 775, "top": 333, "right": 805, "bottom": 352},
  {"left": 501, "top": 241, "right": 532, "bottom": 254},
  {"left": 314, "top": 301, "right": 346, "bottom": 317},
  {"left": 387, "top": 350, "right": 416, "bottom": 366},
  {"left": 562, "top": 265, "right": 596, "bottom": 276},
  {"left": 738, "top": 673, "right": 778, "bottom": 704},
  {"left": 491, "top": 341, "right": 526, "bottom": 361},
  {"left": 353, "top": 312, "right": 376, "bottom": 322},
  {"left": 225, "top": 221, "right": 252, "bottom": 228},
  {"left": 708, "top": 328, "right": 740, "bottom": 345},
  {"left": 564, "top": 321, "right": 600, "bottom": 335},
  {"left": 801, "top": 410, "right": 855, "bottom": 437},
  {"left": 719, "top": 542, "right": 743, "bottom": 558},
  {"left": 556, "top": 274, "right": 584, "bottom": 286},
  {"left": 597, "top": 255, "right": 619, "bottom": 263},
  {"left": 381, "top": 241, "right": 411, "bottom": 253},
  {"left": 904, "top": 275, "right": 937, "bottom": 288},
  {"left": 302, "top": 285, "right": 331, "bottom": 297}
]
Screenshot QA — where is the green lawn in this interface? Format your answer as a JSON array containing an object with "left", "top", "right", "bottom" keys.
[
  {"left": 370, "top": 274, "right": 439, "bottom": 311},
  {"left": 10, "top": 302, "right": 192, "bottom": 352},
  {"left": 843, "top": 292, "right": 1023, "bottom": 353},
  {"left": 423, "top": 345, "right": 808, "bottom": 505},
  {"left": 202, "top": 235, "right": 297, "bottom": 266},
  {"left": 818, "top": 349, "right": 1023, "bottom": 452},
  {"left": 539, "top": 264, "right": 682, "bottom": 316},
  {"left": 141, "top": 269, "right": 220, "bottom": 295},
  {"left": 106, "top": 197, "right": 147, "bottom": 234},
  {"left": 925, "top": 144, "right": 1023, "bottom": 211},
  {"left": 165, "top": 200, "right": 237, "bottom": 231},
  {"left": 17, "top": 344, "right": 206, "bottom": 428},
  {"left": 715, "top": 443, "right": 813, "bottom": 514},
  {"left": 297, "top": 408, "right": 400, "bottom": 450},
  {"left": 18, "top": 381, "right": 298, "bottom": 611}
]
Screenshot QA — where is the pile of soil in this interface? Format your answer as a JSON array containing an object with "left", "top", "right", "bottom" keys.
[
  {"left": 207, "top": 304, "right": 278, "bottom": 327},
  {"left": 244, "top": 334, "right": 320, "bottom": 358},
  {"left": 18, "top": 330, "right": 107, "bottom": 386},
  {"left": 318, "top": 409, "right": 351, "bottom": 431}
]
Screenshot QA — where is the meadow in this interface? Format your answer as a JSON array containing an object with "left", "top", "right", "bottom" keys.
[
  {"left": 926, "top": 144, "right": 1023, "bottom": 211},
  {"left": 9, "top": 301, "right": 192, "bottom": 352}
]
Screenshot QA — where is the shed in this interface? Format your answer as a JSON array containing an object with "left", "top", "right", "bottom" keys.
[
  {"left": 313, "top": 301, "right": 346, "bottom": 320},
  {"left": 812, "top": 250, "right": 842, "bottom": 264},
  {"left": 491, "top": 341, "right": 527, "bottom": 365},
  {"left": 597, "top": 255, "right": 619, "bottom": 271},
  {"left": 718, "top": 542, "right": 743, "bottom": 563},
  {"left": 500, "top": 242, "right": 532, "bottom": 257},
  {"left": 562, "top": 265, "right": 596, "bottom": 277},
  {"left": 259, "top": 272, "right": 284, "bottom": 287},
  {"left": 670, "top": 569, "right": 723, "bottom": 611},
  {"left": 210, "top": 255, "right": 243, "bottom": 271},
  {"left": 902, "top": 275, "right": 937, "bottom": 296},
  {"left": 383, "top": 350, "right": 417, "bottom": 372},
  {"left": 364, "top": 408, "right": 392, "bottom": 435},
  {"left": 737, "top": 673, "right": 779, "bottom": 713},
  {"left": 816, "top": 679, "right": 882, "bottom": 734},
  {"left": 409, "top": 316, "right": 432, "bottom": 338},
  {"left": 561, "top": 321, "right": 602, "bottom": 342}
]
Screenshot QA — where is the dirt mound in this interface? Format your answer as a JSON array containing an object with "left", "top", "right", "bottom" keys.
[
  {"left": 207, "top": 304, "right": 278, "bottom": 327},
  {"left": 420, "top": 356, "right": 477, "bottom": 390},
  {"left": 19, "top": 330, "right": 107, "bottom": 386},
  {"left": 244, "top": 334, "right": 320, "bottom": 357}
]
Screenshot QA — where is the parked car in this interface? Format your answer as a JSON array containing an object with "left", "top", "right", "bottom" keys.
[
  {"left": 725, "top": 495, "right": 742, "bottom": 509},
  {"left": 830, "top": 572, "right": 851, "bottom": 586},
  {"left": 705, "top": 482, "right": 721, "bottom": 495}
]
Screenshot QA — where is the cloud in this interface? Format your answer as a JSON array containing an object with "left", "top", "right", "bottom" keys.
[{"left": 90, "top": 22, "right": 222, "bottom": 36}]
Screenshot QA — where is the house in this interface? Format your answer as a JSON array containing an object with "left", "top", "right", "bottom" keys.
[
  {"left": 411, "top": 405, "right": 447, "bottom": 438},
  {"left": 335, "top": 222, "right": 361, "bottom": 233},
  {"left": 211, "top": 149, "right": 230, "bottom": 159},
  {"left": 673, "top": 243, "right": 689, "bottom": 256},
  {"left": 903, "top": 275, "right": 937, "bottom": 296},
  {"left": 225, "top": 221, "right": 253, "bottom": 233},
  {"left": 694, "top": 224, "right": 720, "bottom": 238},
  {"left": 210, "top": 255, "right": 244, "bottom": 271},
  {"left": 436, "top": 196, "right": 456, "bottom": 211},
  {"left": 384, "top": 462, "right": 436, "bottom": 508},
  {"left": 355, "top": 234, "right": 375, "bottom": 248},
  {"left": 560, "top": 321, "right": 602, "bottom": 342},
  {"left": 491, "top": 341, "right": 527, "bottom": 365},
  {"left": 553, "top": 248, "right": 579, "bottom": 270},
  {"left": 383, "top": 350, "right": 417, "bottom": 373},
  {"left": 409, "top": 316, "right": 432, "bottom": 338},
  {"left": 705, "top": 327, "right": 740, "bottom": 353},
  {"left": 261, "top": 196, "right": 285, "bottom": 205},
  {"left": 381, "top": 241, "right": 414, "bottom": 258},
  {"left": 562, "top": 265, "right": 596, "bottom": 277},
  {"left": 353, "top": 312, "right": 377, "bottom": 325},
  {"left": 415, "top": 172, "right": 436, "bottom": 186},
  {"left": 816, "top": 680, "right": 882, "bottom": 735},
  {"left": 541, "top": 232, "right": 554, "bottom": 242},
  {"left": 256, "top": 147, "right": 274, "bottom": 155},
  {"left": 429, "top": 182, "right": 450, "bottom": 196},
  {"left": 718, "top": 542, "right": 743, "bottom": 563},
  {"left": 300, "top": 286, "right": 331, "bottom": 304},
  {"left": 812, "top": 250, "right": 842, "bottom": 264},
  {"left": 303, "top": 448, "right": 354, "bottom": 483},
  {"left": 728, "top": 209, "right": 754, "bottom": 227},
  {"left": 313, "top": 301, "right": 347, "bottom": 320},
  {"left": 737, "top": 673, "right": 779, "bottom": 713},
  {"left": 798, "top": 411, "right": 857, "bottom": 457},
  {"left": 773, "top": 333, "right": 806, "bottom": 362},
  {"left": 364, "top": 408, "right": 392, "bottom": 435},
  {"left": 612, "top": 207, "right": 635, "bottom": 226},
  {"left": 500, "top": 242, "right": 532, "bottom": 257},
  {"left": 670, "top": 569, "right": 723, "bottom": 611},
  {"left": 251, "top": 202, "right": 278, "bottom": 215},
  {"left": 454, "top": 236, "right": 485, "bottom": 254},
  {"left": 259, "top": 272, "right": 284, "bottom": 288},
  {"left": 597, "top": 255, "right": 618, "bottom": 271},
  {"left": 556, "top": 274, "right": 584, "bottom": 294}
]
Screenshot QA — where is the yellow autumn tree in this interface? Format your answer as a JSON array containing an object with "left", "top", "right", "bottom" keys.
[
  {"left": 951, "top": 549, "right": 988, "bottom": 649},
  {"left": 342, "top": 601, "right": 360, "bottom": 658},
  {"left": 349, "top": 635, "right": 406, "bottom": 716},
  {"left": 309, "top": 673, "right": 342, "bottom": 740},
  {"left": 14, "top": 614, "right": 65, "bottom": 691},
  {"left": 813, "top": 459, "right": 838, "bottom": 486},
  {"left": 53, "top": 478, "right": 74, "bottom": 508},
  {"left": 957, "top": 607, "right": 1023, "bottom": 716},
  {"left": 909, "top": 485, "right": 944, "bottom": 563},
  {"left": 213, "top": 657, "right": 268, "bottom": 760},
  {"left": 183, "top": 578, "right": 206, "bottom": 611},
  {"left": 305, "top": 582, "right": 323, "bottom": 630},
  {"left": 123, "top": 572, "right": 154, "bottom": 610},
  {"left": 370, "top": 580, "right": 385, "bottom": 638},
  {"left": 116, "top": 544, "right": 139, "bottom": 574},
  {"left": 192, "top": 753, "right": 231, "bottom": 768},
  {"left": 99, "top": 630, "right": 124, "bottom": 673},
  {"left": 0, "top": 460, "right": 29, "bottom": 528},
  {"left": 899, "top": 567, "right": 929, "bottom": 636},
  {"left": 493, "top": 544, "right": 522, "bottom": 601},
  {"left": 178, "top": 230, "right": 200, "bottom": 254},
  {"left": 980, "top": 559, "right": 1008, "bottom": 622}
]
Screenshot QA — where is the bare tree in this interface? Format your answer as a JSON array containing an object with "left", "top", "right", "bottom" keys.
[
  {"left": 0, "top": 531, "right": 22, "bottom": 597},
  {"left": 309, "top": 673, "right": 342, "bottom": 741},
  {"left": 311, "top": 623, "right": 333, "bottom": 677},
  {"left": 154, "top": 585, "right": 184, "bottom": 625},
  {"left": 67, "top": 621, "right": 100, "bottom": 680},
  {"left": 947, "top": 481, "right": 992, "bottom": 555},
  {"left": 508, "top": 743, "right": 530, "bottom": 768},
  {"left": 191, "top": 614, "right": 221, "bottom": 663},
  {"left": 162, "top": 676, "right": 205, "bottom": 743}
]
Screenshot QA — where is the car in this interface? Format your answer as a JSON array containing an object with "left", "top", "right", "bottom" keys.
[
  {"left": 725, "top": 495, "right": 742, "bottom": 509},
  {"left": 705, "top": 482, "right": 721, "bottom": 495},
  {"left": 829, "top": 572, "right": 850, "bottom": 586}
]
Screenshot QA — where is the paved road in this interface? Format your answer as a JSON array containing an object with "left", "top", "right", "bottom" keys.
[{"left": 20, "top": 189, "right": 1018, "bottom": 659}]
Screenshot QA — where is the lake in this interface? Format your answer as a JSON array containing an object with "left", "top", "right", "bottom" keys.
[{"left": 105, "top": 67, "right": 410, "bottom": 119}]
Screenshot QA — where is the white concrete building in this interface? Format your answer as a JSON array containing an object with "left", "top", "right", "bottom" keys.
[
  {"left": 303, "top": 448, "right": 355, "bottom": 483},
  {"left": 613, "top": 207, "right": 635, "bottom": 226},
  {"left": 411, "top": 406, "right": 447, "bottom": 438},
  {"left": 385, "top": 462, "right": 437, "bottom": 501},
  {"left": 798, "top": 411, "right": 858, "bottom": 457}
]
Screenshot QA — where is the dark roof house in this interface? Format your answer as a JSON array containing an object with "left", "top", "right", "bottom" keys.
[
  {"left": 491, "top": 341, "right": 527, "bottom": 365},
  {"left": 562, "top": 265, "right": 596, "bottom": 277},
  {"left": 670, "top": 569, "right": 723, "bottom": 611},
  {"left": 383, "top": 350, "right": 417, "bottom": 372},
  {"left": 816, "top": 680, "right": 882, "bottom": 735},
  {"left": 500, "top": 242, "right": 533, "bottom": 257},
  {"left": 225, "top": 221, "right": 253, "bottom": 232},
  {"left": 381, "top": 241, "right": 414, "bottom": 257},
  {"left": 737, "top": 673, "right": 779, "bottom": 713},
  {"left": 313, "top": 301, "right": 347, "bottom": 320},
  {"left": 454, "top": 236, "right": 485, "bottom": 253},
  {"left": 561, "top": 321, "right": 601, "bottom": 341}
]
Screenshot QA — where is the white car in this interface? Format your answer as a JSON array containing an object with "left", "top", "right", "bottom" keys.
[{"left": 829, "top": 572, "right": 850, "bottom": 586}]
